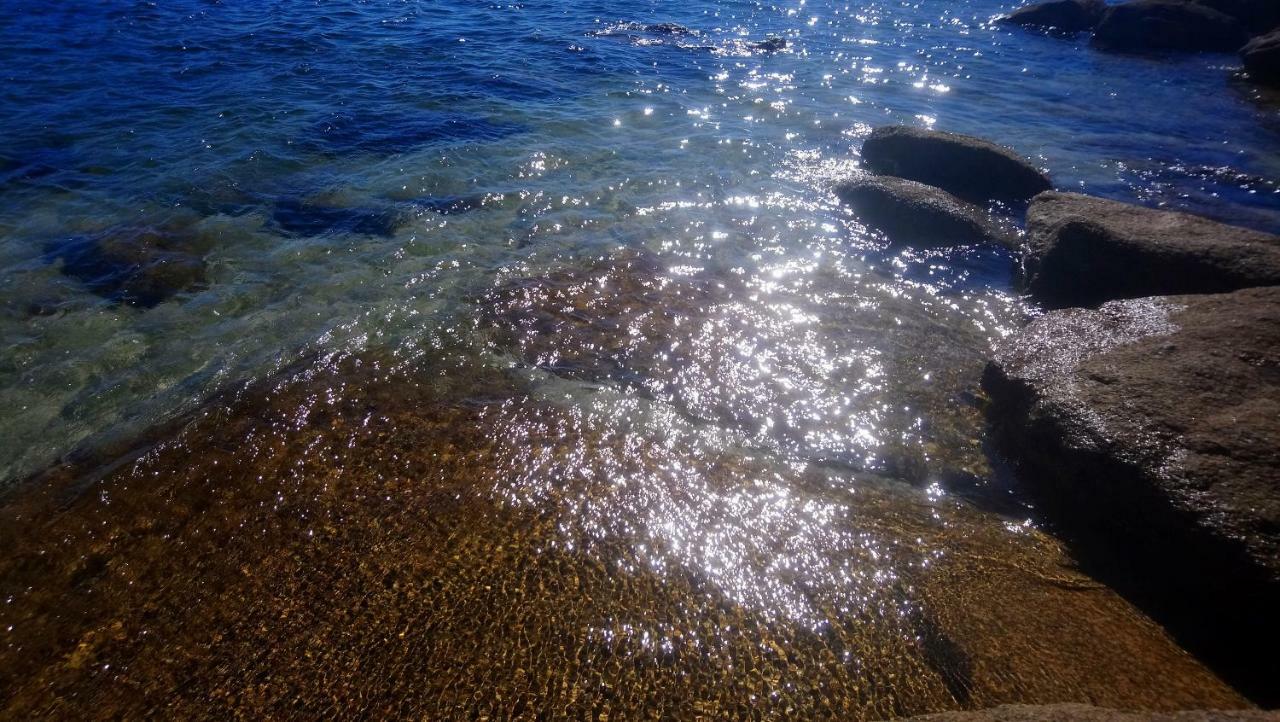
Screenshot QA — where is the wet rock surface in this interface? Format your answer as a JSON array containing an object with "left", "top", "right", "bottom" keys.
[
  {"left": 834, "top": 176, "right": 1016, "bottom": 248},
  {"left": 905, "top": 703, "right": 1280, "bottom": 721},
  {"left": 0, "top": 351, "right": 1248, "bottom": 718},
  {"left": 999, "top": 0, "right": 1108, "bottom": 34},
  {"left": 982, "top": 287, "right": 1280, "bottom": 705},
  {"left": 860, "top": 126, "right": 1051, "bottom": 204},
  {"left": 1092, "top": 1, "right": 1249, "bottom": 53},
  {"left": 1023, "top": 191, "right": 1280, "bottom": 308},
  {"left": 45, "top": 225, "right": 209, "bottom": 308},
  {"left": 480, "top": 249, "right": 998, "bottom": 483},
  {"left": 1242, "top": 30, "right": 1280, "bottom": 85}
]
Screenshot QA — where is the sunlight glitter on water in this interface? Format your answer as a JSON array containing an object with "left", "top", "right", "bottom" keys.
[{"left": 0, "top": 1, "right": 1275, "bottom": 712}]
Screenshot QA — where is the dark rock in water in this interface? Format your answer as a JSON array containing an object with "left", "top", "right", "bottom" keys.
[
  {"left": 834, "top": 175, "right": 1016, "bottom": 248},
  {"left": 860, "top": 126, "right": 1051, "bottom": 204},
  {"left": 1023, "top": 191, "right": 1280, "bottom": 308},
  {"left": 1242, "top": 30, "right": 1280, "bottom": 85},
  {"left": 905, "top": 703, "right": 1280, "bottom": 721},
  {"left": 998, "top": 0, "right": 1108, "bottom": 34},
  {"left": 644, "top": 22, "right": 697, "bottom": 36},
  {"left": 1193, "top": 0, "right": 1280, "bottom": 36},
  {"left": 1092, "top": 0, "right": 1249, "bottom": 53},
  {"left": 46, "top": 227, "right": 208, "bottom": 308},
  {"left": 749, "top": 37, "right": 787, "bottom": 52},
  {"left": 982, "top": 287, "right": 1280, "bottom": 704},
  {"left": 273, "top": 198, "right": 403, "bottom": 237}
]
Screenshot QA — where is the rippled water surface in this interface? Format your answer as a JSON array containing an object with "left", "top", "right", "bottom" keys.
[{"left": 0, "top": 0, "right": 1276, "bottom": 716}]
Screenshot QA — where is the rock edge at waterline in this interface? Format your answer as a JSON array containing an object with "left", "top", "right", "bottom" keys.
[
  {"left": 982, "top": 286, "right": 1280, "bottom": 704},
  {"left": 1023, "top": 191, "right": 1280, "bottom": 309}
]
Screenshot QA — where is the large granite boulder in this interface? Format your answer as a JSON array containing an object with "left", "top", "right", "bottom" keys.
[
  {"left": 983, "top": 287, "right": 1280, "bottom": 704},
  {"left": 834, "top": 175, "right": 1016, "bottom": 248},
  {"left": 860, "top": 126, "right": 1051, "bottom": 204},
  {"left": 905, "top": 703, "right": 1280, "bottom": 721},
  {"left": 999, "top": 0, "right": 1108, "bottom": 34},
  {"left": 1092, "top": 0, "right": 1250, "bottom": 53},
  {"left": 1023, "top": 191, "right": 1280, "bottom": 308},
  {"left": 1241, "top": 30, "right": 1280, "bottom": 85}
]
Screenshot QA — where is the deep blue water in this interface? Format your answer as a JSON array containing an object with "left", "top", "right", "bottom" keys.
[{"left": 1, "top": 0, "right": 1278, "bottom": 483}]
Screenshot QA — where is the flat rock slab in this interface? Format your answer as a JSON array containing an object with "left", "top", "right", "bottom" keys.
[
  {"left": 860, "top": 126, "right": 1051, "bottom": 204},
  {"left": 834, "top": 175, "right": 1016, "bottom": 248},
  {"left": 999, "top": 0, "right": 1108, "bottom": 34},
  {"left": 1092, "top": 0, "right": 1249, "bottom": 53},
  {"left": 983, "top": 287, "right": 1280, "bottom": 702},
  {"left": 1024, "top": 191, "right": 1280, "bottom": 308},
  {"left": 905, "top": 703, "right": 1280, "bottom": 721}
]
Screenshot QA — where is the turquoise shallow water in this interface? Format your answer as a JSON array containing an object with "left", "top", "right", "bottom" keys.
[{"left": 0, "top": 0, "right": 1277, "bottom": 485}]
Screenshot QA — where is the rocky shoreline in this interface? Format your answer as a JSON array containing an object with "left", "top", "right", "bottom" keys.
[
  {"left": 1000, "top": 0, "right": 1280, "bottom": 88},
  {"left": 832, "top": 121, "right": 1279, "bottom": 708}
]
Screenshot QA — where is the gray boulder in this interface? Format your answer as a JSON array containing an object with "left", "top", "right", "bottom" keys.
[
  {"left": 834, "top": 175, "right": 1016, "bottom": 247},
  {"left": 999, "top": 0, "right": 1108, "bottom": 34},
  {"left": 860, "top": 126, "right": 1051, "bottom": 204},
  {"left": 1023, "top": 191, "right": 1280, "bottom": 308},
  {"left": 905, "top": 703, "right": 1280, "bottom": 721},
  {"left": 983, "top": 287, "right": 1280, "bottom": 704},
  {"left": 1092, "top": 0, "right": 1249, "bottom": 53},
  {"left": 1242, "top": 30, "right": 1280, "bottom": 85}
]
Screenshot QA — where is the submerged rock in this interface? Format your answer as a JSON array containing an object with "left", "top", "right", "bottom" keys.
[
  {"left": 1241, "top": 30, "right": 1280, "bottom": 85},
  {"left": 0, "top": 351, "right": 1249, "bottom": 717},
  {"left": 1092, "top": 0, "right": 1249, "bottom": 53},
  {"left": 860, "top": 126, "right": 1051, "bottom": 204},
  {"left": 834, "top": 175, "right": 1016, "bottom": 248},
  {"left": 481, "top": 249, "right": 1001, "bottom": 482},
  {"left": 46, "top": 226, "right": 208, "bottom": 308},
  {"left": 645, "top": 22, "right": 697, "bottom": 36},
  {"left": 999, "top": 0, "right": 1108, "bottom": 34},
  {"left": 983, "top": 287, "right": 1280, "bottom": 704},
  {"left": 1023, "top": 191, "right": 1280, "bottom": 308},
  {"left": 906, "top": 703, "right": 1280, "bottom": 721},
  {"left": 749, "top": 37, "right": 787, "bottom": 52},
  {"left": 415, "top": 193, "right": 496, "bottom": 215},
  {"left": 272, "top": 198, "right": 404, "bottom": 237}
]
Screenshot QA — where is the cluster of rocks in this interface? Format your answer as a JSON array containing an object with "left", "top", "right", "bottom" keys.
[
  {"left": 836, "top": 125, "right": 1050, "bottom": 248},
  {"left": 39, "top": 191, "right": 503, "bottom": 310},
  {"left": 1000, "top": 0, "right": 1280, "bottom": 87},
  {"left": 838, "top": 125, "right": 1280, "bottom": 705}
]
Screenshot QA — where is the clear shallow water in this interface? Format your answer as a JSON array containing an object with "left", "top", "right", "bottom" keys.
[
  {"left": 1, "top": 0, "right": 1277, "bottom": 484},
  {"left": 0, "top": 1, "right": 1276, "bottom": 714}
]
